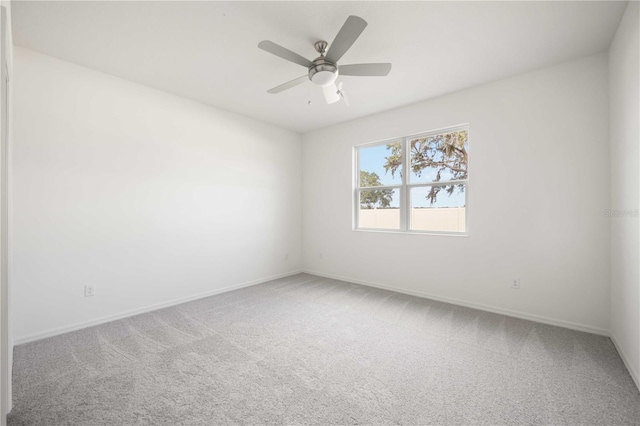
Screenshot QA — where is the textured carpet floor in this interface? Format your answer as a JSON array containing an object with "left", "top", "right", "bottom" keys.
[{"left": 8, "top": 273, "right": 640, "bottom": 425}]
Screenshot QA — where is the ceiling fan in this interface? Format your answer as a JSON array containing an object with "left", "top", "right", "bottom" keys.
[{"left": 258, "top": 15, "right": 392, "bottom": 104}]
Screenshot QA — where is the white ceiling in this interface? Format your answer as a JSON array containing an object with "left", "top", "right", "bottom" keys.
[{"left": 12, "top": 1, "right": 627, "bottom": 134}]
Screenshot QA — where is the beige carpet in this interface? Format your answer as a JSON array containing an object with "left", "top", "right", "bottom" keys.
[{"left": 8, "top": 273, "right": 640, "bottom": 425}]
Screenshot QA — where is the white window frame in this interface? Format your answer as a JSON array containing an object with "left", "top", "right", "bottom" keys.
[{"left": 353, "top": 124, "right": 469, "bottom": 236}]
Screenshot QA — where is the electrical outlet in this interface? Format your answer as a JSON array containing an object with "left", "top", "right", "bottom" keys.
[
  {"left": 511, "top": 279, "right": 521, "bottom": 290},
  {"left": 84, "top": 285, "right": 95, "bottom": 297},
  {"left": 319, "top": 252, "right": 324, "bottom": 259},
  {"left": 284, "top": 252, "right": 289, "bottom": 261}
]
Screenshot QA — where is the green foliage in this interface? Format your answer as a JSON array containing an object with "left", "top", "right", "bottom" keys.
[
  {"left": 384, "top": 130, "right": 468, "bottom": 204},
  {"left": 359, "top": 170, "right": 394, "bottom": 209}
]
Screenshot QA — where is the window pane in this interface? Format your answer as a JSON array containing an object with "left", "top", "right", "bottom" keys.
[
  {"left": 359, "top": 188, "right": 400, "bottom": 230},
  {"left": 358, "top": 142, "right": 402, "bottom": 187},
  {"left": 409, "top": 130, "right": 468, "bottom": 184},
  {"left": 410, "top": 185, "right": 466, "bottom": 232}
]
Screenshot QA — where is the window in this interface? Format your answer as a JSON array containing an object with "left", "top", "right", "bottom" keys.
[{"left": 354, "top": 125, "right": 469, "bottom": 234}]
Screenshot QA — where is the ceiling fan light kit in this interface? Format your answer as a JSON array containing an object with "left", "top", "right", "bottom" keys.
[
  {"left": 258, "top": 15, "right": 391, "bottom": 104},
  {"left": 308, "top": 58, "right": 338, "bottom": 87}
]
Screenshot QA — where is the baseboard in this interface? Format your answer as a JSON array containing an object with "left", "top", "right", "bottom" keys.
[
  {"left": 14, "top": 269, "right": 303, "bottom": 345},
  {"left": 610, "top": 333, "right": 640, "bottom": 392},
  {"left": 302, "top": 269, "right": 610, "bottom": 336}
]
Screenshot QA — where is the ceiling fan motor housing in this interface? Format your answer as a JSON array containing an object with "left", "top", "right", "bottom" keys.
[{"left": 308, "top": 57, "right": 338, "bottom": 87}]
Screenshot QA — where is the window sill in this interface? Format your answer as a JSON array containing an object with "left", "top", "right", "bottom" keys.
[{"left": 352, "top": 228, "right": 469, "bottom": 237}]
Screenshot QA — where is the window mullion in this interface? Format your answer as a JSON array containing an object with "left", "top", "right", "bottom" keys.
[
  {"left": 359, "top": 184, "right": 402, "bottom": 191},
  {"left": 400, "top": 137, "right": 409, "bottom": 231},
  {"left": 406, "top": 180, "right": 468, "bottom": 190},
  {"left": 353, "top": 147, "right": 359, "bottom": 229}
]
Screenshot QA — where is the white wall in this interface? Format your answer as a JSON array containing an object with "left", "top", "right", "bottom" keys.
[
  {"left": 0, "top": 0, "right": 12, "bottom": 420},
  {"left": 609, "top": 1, "right": 639, "bottom": 389},
  {"left": 12, "top": 47, "right": 302, "bottom": 343},
  {"left": 303, "top": 54, "right": 611, "bottom": 334}
]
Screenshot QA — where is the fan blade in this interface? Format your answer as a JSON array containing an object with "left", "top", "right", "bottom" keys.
[
  {"left": 325, "top": 16, "right": 367, "bottom": 64},
  {"left": 323, "top": 84, "right": 341, "bottom": 104},
  {"left": 339, "top": 63, "right": 392, "bottom": 76},
  {"left": 267, "top": 75, "right": 308, "bottom": 94},
  {"left": 258, "top": 40, "right": 313, "bottom": 68}
]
